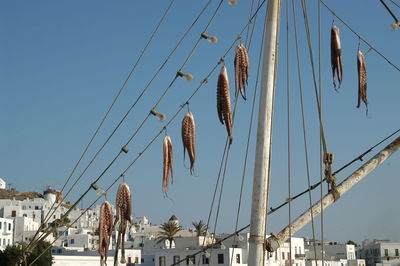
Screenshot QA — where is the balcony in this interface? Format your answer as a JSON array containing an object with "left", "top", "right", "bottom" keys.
[{"left": 295, "top": 254, "right": 306, "bottom": 259}]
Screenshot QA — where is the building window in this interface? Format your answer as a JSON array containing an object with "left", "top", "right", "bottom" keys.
[
  {"left": 288, "top": 252, "right": 291, "bottom": 260},
  {"left": 0, "top": 222, "right": 2, "bottom": 229},
  {"left": 135, "top": 257, "right": 139, "bottom": 264},
  {"left": 202, "top": 254, "right": 209, "bottom": 264},
  {"left": 159, "top": 256, "right": 166, "bottom": 266},
  {"left": 141, "top": 258, "right": 144, "bottom": 263},
  {"left": 275, "top": 252, "right": 278, "bottom": 260},
  {"left": 395, "top": 249, "right": 399, "bottom": 256},
  {"left": 282, "top": 252, "right": 285, "bottom": 260},
  {"left": 186, "top": 255, "right": 195, "bottom": 265},
  {"left": 385, "top": 249, "right": 389, "bottom": 257},
  {"left": 22, "top": 205, "right": 27, "bottom": 210},
  {"left": 70, "top": 239, "right": 75, "bottom": 244},
  {"left": 8, "top": 223, "right": 11, "bottom": 231},
  {"left": 236, "top": 254, "right": 241, "bottom": 263},
  {"left": 217, "top": 254, "right": 224, "bottom": 264},
  {"left": 3, "top": 239, "right": 5, "bottom": 245},
  {"left": 11, "top": 211, "right": 16, "bottom": 217},
  {"left": 174, "top": 256, "right": 181, "bottom": 265},
  {"left": 35, "top": 206, "right": 39, "bottom": 210}
]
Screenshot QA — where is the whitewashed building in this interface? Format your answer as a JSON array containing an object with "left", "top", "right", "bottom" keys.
[
  {"left": 13, "top": 216, "right": 40, "bottom": 242},
  {"left": 359, "top": 239, "right": 400, "bottom": 266},
  {"left": 52, "top": 247, "right": 141, "bottom": 266},
  {"left": 0, "top": 217, "right": 14, "bottom": 250},
  {"left": 0, "top": 178, "right": 6, "bottom": 189},
  {"left": 305, "top": 242, "right": 357, "bottom": 260}
]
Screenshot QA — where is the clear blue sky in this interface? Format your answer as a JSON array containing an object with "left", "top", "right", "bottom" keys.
[{"left": 1, "top": 0, "right": 399, "bottom": 244}]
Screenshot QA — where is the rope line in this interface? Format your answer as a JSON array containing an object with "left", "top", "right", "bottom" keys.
[
  {"left": 244, "top": 0, "right": 256, "bottom": 47},
  {"left": 286, "top": 0, "right": 293, "bottom": 262},
  {"left": 388, "top": 0, "right": 400, "bottom": 9},
  {"left": 297, "top": 0, "right": 319, "bottom": 260},
  {"left": 301, "top": 0, "right": 329, "bottom": 156},
  {"left": 320, "top": 0, "right": 400, "bottom": 72},
  {"left": 246, "top": 0, "right": 263, "bottom": 52},
  {"left": 379, "top": 0, "right": 400, "bottom": 23},
  {"left": 318, "top": 0, "right": 325, "bottom": 263}
]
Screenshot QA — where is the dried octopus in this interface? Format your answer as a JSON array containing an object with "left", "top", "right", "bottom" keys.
[
  {"left": 98, "top": 201, "right": 113, "bottom": 266},
  {"left": 113, "top": 183, "right": 132, "bottom": 266},
  {"left": 234, "top": 44, "right": 249, "bottom": 100},
  {"left": 181, "top": 111, "right": 196, "bottom": 174},
  {"left": 217, "top": 65, "right": 233, "bottom": 144},
  {"left": 331, "top": 25, "right": 343, "bottom": 90},
  {"left": 357, "top": 50, "right": 368, "bottom": 113},
  {"left": 163, "top": 135, "right": 173, "bottom": 192}
]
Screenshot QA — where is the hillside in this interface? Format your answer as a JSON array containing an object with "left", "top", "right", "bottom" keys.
[{"left": 0, "top": 188, "right": 43, "bottom": 200}]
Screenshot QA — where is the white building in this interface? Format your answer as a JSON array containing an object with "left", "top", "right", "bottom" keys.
[
  {"left": 0, "top": 178, "right": 6, "bottom": 189},
  {"left": 305, "top": 242, "right": 357, "bottom": 260},
  {"left": 52, "top": 247, "right": 141, "bottom": 266},
  {"left": 13, "top": 216, "right": 40, "bottom": 242},
  {"left": 152, "top": 247, "right": 246, "bottom": 266},
  {"left": 359, "top": 239, "right": 400, "bottom": 266},
  {"left": 0, "top": 217, "right": 14, "bottom": 250}
]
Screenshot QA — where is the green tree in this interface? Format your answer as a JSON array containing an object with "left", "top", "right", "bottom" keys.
[
  {"left": 192, "top": 220, "right": 208, "bottom": 236},
  {"left": 347, "top": 240, "right": 358, "bottom": 247},
  {"left": 156, "top": 221, "right": 181, "bottom": 248},
  {"left": 0, "top": 240, "right": 53, "bottom": 266}
]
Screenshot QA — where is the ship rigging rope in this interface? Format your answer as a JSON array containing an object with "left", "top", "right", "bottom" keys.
[
  {"left": 317, "top": 0, "right": 326, "bottom": 263},
  {"left": 244, "top": 0, "right": 256, "bottom": 47},
  {"left": 28, "top": 1, "right": 274, "bottom": 258},
  {"left": 320, "top": 0, "right": 400, "bottom": 72},
  {"left": 25, "top": 0, "right": 177, "bottom": 251},
  {"left": 378, "top": 0, "right": 400, "bottom": 24},
  {"left": 388, "top": 0, "right": 400, "bottom": 9},
  {"left": 286, "top": 0, "right": 293, "bottom": 261},
  {"left": 24, "top": 0, "right": 220, "bottom": 253},
  {"left": 297, "top": 0, "right": 319, "bottom": 260},
  {"left": 301, "top": 0, "right": 329, "bottom": 156}
]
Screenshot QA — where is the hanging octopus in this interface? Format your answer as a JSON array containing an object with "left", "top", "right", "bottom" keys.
[
  {"left": 331, "top": 25, "right": 343, "bottom": 90},
  {"left": 98, "top": 201, "right": 113, "bottom": 266},
  {"left": 113, "top": 183, "right": 132, "bottom": 266},
  {"left": 357, "top": 50, "right": 368, "bottom": 113},
  {"left": 217, "top": 65, "right": 233, "bottom": 144},
  {"left": 181, "top": 111, "right": 196, "bottom": 175},
  {"left": 163, "top": 135, "right": 174, "bottom": 193},
  {"left": 234, "top": 44, "right": 250, "bottom": 100}
]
